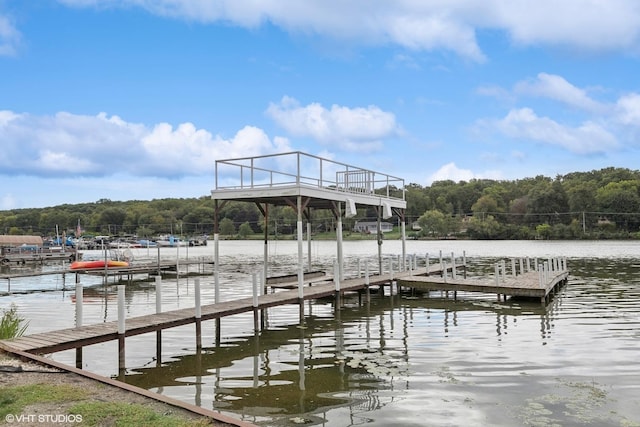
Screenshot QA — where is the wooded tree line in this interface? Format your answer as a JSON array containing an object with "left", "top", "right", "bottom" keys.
[{"left": 1, "top": 167, "right": 639, "bottom": 240}]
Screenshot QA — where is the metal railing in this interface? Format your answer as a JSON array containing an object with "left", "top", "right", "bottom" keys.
[{"left": 214, "top": 151, "right": 405, "bottom": 200}]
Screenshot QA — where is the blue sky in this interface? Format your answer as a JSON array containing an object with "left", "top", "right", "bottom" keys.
[{"left": 2, "top": 1, "right": 640, "bottom": 209}]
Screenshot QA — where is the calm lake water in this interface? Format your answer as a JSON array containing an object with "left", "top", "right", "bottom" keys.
[{"left": 2, "top": 240, "right": 640, "bottom": 427}]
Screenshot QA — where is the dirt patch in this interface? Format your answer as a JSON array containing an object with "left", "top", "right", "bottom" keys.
[{"left": 0, "top": 351, "right": 248, "bottom": 427}]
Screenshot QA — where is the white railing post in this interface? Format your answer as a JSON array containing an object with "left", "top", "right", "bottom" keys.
[
  {"left": 425, "top": 253, "right": 430, "bottom": 275},
  {"left": 195, "top": 278, "right": 202, "bottom": 319},
  {"left": 252, "top": 272, "right": 259, "bottom": 308},
  {"left": 155, "top": 276, "right": 162, "bottom": 314},
  {"left": 117, "top": 285, "right": 125, "bottom": 335},
  {"left": 75, "top": 281, "right": 83, "bottom": 328}
]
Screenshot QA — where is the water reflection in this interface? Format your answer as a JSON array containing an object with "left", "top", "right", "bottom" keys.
[
  {"left": 117, "top": 288, "right": 565, "bottom": 425},
  {"left": 5, "top": 241, "right": 640, "bottom": 426}
]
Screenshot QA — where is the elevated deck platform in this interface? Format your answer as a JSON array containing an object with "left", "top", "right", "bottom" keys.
[{"left": 211, "top": 151, "right": 406, "bottom": 212}]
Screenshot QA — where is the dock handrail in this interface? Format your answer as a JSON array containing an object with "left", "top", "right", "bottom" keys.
[{"left": 214, "top": 151, "right": 405, "bottom": 200}]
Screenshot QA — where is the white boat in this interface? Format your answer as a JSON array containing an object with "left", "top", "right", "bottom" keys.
[{"left": 156, "top": 235, "right": 188, "bottom": 247}]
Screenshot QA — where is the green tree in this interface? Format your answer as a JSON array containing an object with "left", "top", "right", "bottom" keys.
[
  {"left": 595, "top": 180, "right": 640, "bottom": 230},
  {"left": 536, "top": 223, "right": 552, "bottom": 239},
  {"left": 238, "top": 222, "right": 254, "bottom": 239},
  {"left": 465, "top": 215, "right": 502, "bottom": 239},
  {"left": 418, "top": 210, "right": 447, "bottom": 237},
  {"left": 219, "top": 217, "right": 236, "bottom": 236}
]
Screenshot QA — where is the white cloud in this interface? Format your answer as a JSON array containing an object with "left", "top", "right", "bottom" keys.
[
  {"left": 491, "top": 0, "right": 640, "bottom": 52},
  {"left": 57, "top": 0, "right": 640, "bottom": 60},
  {"left": 0, "top": 14, "right": 21, "bottom": 56},
  {"left": 427, "top": 162, "right": 503, "bottom": 184},
  {"left": 486, "top": 107, "right": 618, "bottom": 154},
  {"left": 0, "top": 110, "right": 290, "bottom": 179},
  {"left": 266, "top": 96, "right": 398, "bottom": 152},
  {"left": 514, "top": 73, "right": 606, "bottom": 113},
  {"left": 615, "top": 93, "right": 640, "bottom": 126}
]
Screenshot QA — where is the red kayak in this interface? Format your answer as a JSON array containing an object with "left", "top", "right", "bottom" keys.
[{"left": 70, "top": 260, "right": 129, "bottom": 270}]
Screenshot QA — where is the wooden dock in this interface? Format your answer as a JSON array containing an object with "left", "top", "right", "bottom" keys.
[
  {"left": 0, "top": 257, "right": 568, "bottom": 355},
  {"left": 397, "top": 270, "right": 568, "bottom": 301}
]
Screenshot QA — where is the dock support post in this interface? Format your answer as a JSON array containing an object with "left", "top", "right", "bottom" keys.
[
  {"left": 425, "top": 253, "right": 430, "bottom": 275},
  {"left": 155, "top": 276, "right": 162, "bottom": 365},
  {"left": 538, "top": 267, "right": 543, "bottom": 287},
  {"left": 117, "top": 285, "right": 125, "bottom": 380},
  {"left": 443, "top": 258, "right": 448, "bottom": 283},
  {"left": 365, "top": 261, "right": 370, "bottom": 304},
  {"left": 519, "top": 258, "right": 524, "bottom": 276},
  {"left": 215, "top": 270, "right": 221, "bottom": 344},
  {"left": 511, "top": 258, "right": 517, "bottom": 277},
  {"left": 451, "top": 252, "right": 456, "bottom": 279},
  {"left": 307, "top": 222, "right": 312, "bottom": 272},
  {"left": 495, "top": 263, "right": 500, "bottom": 286},
  {"left": 75, "top": 280, "right": 83, "bottom": 368},
  {"left": 195, "top": 278, "right": 202, "bottom": 349},
  {"left": 297, "top": 196, "right": 305, "bottom": 300},
  {"left": 463, "top": 251, "right": 467, "bottom": 278},
  {"left": 439, "top": 251, "right": 443, "bottom": 276},
  {"left": 334, "top": 260, "right": 341, "bottom": 308}
]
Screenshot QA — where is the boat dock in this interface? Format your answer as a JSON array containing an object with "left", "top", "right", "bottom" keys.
[{"left": 0, "top": 255, "right": 568, "bottom": 355}]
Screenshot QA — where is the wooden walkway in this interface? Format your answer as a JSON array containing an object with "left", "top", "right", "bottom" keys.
[{"left": 0, "top": 260, "right": 568, "bottom": 355}]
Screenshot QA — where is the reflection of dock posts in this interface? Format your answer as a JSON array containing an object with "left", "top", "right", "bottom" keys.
[
  {"left": 357, "top": 259, "right": 363, "bottom": 305},
  {"left": 195, "top": 278, "right": 202, "bottom": 349},
  {"left": 298, "top": 320, "right": 306, "bottom": 408},
  {"left": 75, "top": 280, "right": 83, "bottom": 369},
  {"left": 253, "top": 333, "right": 260, "bottom": 389},
  {"left": 155, "top": 276, "right": 162, "bottom": 365},
  {"left": 117, "top": 285, "right": 125, "bottom": 381},
  {"left": 195, "top": 346, "right": 202, "bottom": 407}
]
